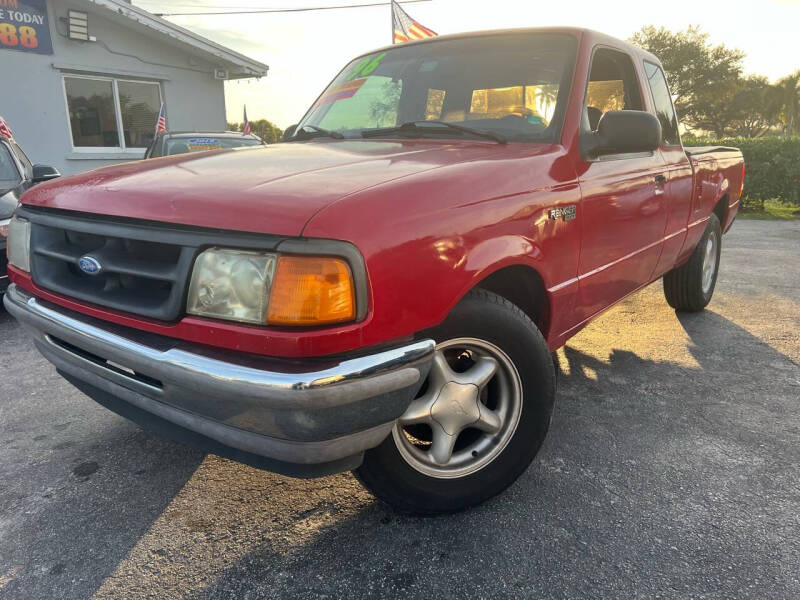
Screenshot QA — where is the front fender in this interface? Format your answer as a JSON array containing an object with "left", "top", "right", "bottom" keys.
[{"left": 443, "top": 235, "right": 546, "bottom": 318}]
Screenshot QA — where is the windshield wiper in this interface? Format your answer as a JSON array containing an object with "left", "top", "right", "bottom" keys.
[
  {"left": 290, "top": 125, "right": 344, "bottom": 141},
  {"left": 362, "top": 120, "right": 507, "bottom": 144}
]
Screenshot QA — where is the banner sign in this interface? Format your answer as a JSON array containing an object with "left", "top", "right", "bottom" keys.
[{"left": 0, "top": 0, "right": 53, "bottom": 55}]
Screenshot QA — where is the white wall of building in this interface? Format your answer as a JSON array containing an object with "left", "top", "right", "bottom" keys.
[{"left": 0, "top": 0, "right": 228, "bottom": 175}]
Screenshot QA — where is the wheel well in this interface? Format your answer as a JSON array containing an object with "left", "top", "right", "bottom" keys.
[
  {"left": 713, "top": 194, "right": 728, "bottom": 228},
  {"left": 475, "top": 265, "right": 550, "bottom": 335}
]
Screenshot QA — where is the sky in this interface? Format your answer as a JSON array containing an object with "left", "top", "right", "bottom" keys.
[{"left": 132, "top": 0, "right": 800, "bottom": 129}]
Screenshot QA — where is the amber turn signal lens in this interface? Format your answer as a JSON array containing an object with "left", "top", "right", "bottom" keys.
[{"left": 267, "top": 256, "right": 356, "bottom": 326}]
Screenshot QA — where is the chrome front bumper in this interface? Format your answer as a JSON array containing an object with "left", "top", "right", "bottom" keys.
[{"left": 4, "top": 284, "right": 434, "bottom": 476}]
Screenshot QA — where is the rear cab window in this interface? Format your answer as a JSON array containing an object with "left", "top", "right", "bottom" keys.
[{"left": 643, "top": 61, "right": 680, "bottom": 146}]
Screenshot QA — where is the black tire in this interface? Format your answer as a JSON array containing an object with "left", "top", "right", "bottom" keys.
[
  {"left": 354, "top": 289, "right": 556, "bottom": 514},
  {"left": 663, "top": 213, "right": 722, "bottom": 312}
]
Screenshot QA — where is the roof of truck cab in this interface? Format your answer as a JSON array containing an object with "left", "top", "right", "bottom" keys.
[{"left": 363, "top": 27, "right": 662, "bottom": 66}]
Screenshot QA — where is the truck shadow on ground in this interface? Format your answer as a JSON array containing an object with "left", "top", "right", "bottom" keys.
[
  {"left": 3, "top": 308, "right": 798, "bottom": 599},
  {"left": 175, "top": 310, "right": 797, "bottom": 598}
]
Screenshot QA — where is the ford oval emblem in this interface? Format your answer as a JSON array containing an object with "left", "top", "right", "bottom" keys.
[{"left": 78, "top": 256, "right": 103, "bottom": 276}]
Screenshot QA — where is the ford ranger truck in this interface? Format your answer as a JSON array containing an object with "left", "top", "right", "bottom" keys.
[{"left": 4, "top": 28, "right": 745, "bottom": 514}]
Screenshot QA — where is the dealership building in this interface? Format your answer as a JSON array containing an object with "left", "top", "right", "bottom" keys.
[{"left": 0, "top": 0, "right": 268, "bottom": 175}]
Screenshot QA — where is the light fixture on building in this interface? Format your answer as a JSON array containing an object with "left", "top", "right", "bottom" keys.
[
  {"left": 68, "top": 11, "right": 95, "bottom": 42},
  {"left": 214, "top": 69, "right": 229, "bottom": 80}
]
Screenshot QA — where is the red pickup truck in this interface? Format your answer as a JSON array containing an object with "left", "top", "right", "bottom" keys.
[{"left": 5, "top": 28, "right": 744, "bottom": 514}]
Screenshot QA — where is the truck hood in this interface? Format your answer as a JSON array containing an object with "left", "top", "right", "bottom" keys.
[{"left": 21, "top": 141, "right": 510, "bottom": 237}]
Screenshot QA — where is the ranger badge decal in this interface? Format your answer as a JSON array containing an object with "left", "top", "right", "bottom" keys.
[{"left": 548, "top": 205, "right": 577, "bottom": 221}]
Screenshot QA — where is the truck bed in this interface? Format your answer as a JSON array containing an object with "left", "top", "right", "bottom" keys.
[
  {"left": 685, "top": 146, "right": 745, "bottom": 235},
  {"left": 684, "top": 146, "right": 741, "bottom": 157}
]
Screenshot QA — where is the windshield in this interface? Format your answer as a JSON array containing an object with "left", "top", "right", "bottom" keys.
[
  {"left": 0, "top": 143, "right": 21, "bottom": 189},
  {"left": 296, "top": 33, "right": 576, "bottom": 143},
  {"left": 165, "top": 136, "right": 262, "bottom": 156}
]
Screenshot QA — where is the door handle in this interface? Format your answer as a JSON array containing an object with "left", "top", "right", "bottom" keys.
[{"left": 654, "top": 174, "right": 667, "bottom": 195}]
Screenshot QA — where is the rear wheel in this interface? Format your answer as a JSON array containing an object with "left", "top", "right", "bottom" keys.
[
  {"left": 663, "top": 213, "right": 721, "bottom": 312},
  {"left": 354, "top": 289, "right": 556, "bottom": 514}
]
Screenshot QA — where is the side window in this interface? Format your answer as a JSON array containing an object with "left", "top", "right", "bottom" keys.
[
  {"left": 11, "top": 141, "right": 33, "bottom": 179},
  {"left": 585, "top": 48, "right": 643, "bottom": 131},
  {"left": 644, "top": 62, "right": 680, "bottom": 146},
  {"left": 145, "top": 136, "right": 160, "bottom": 158},
  {"left": 0, "top": 143, "right": 22, "bottom": 186}
]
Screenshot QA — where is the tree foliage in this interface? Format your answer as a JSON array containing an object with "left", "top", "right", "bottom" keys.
[
  {"left": 727, "top": 76, "right": 783, "bottom": 138},
  {"left": 631, "top": 26, "right": 743, "bottom": 136},
  {"left": 775, "top": 71, "right": 800, "bottom": 137},
  {"left": 630, "top": 26, "right": 794, "bottom": 138},
  {"left": 227, "top": 118, "right": 284, "bottom": 143}
]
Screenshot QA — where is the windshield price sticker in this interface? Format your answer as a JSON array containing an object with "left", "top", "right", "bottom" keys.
[
  {"left": 0, "top": 0, "right": 52, "bottom": 55},
  {"left": 346, "top": 52, "right": 387, "bottom": 81}
]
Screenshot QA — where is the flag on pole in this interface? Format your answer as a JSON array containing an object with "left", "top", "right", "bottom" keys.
[
  {"left": 391, "top": 1, "right": 436, "bottom": 44},
  {"left": 242, "top": 106, "right": 251, "bottom": 135},
  {"left": 0, "top": 116, "right": 13, "bottom": 140},
  {"left": 155, "top": 103, "right": 167, "bottom": 135}
]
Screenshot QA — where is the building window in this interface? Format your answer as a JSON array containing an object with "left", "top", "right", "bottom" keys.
[{"left": 63, "top": 75, "right": 161, "bottom": 150}]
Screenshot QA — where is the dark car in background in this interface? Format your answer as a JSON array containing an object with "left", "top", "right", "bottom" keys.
[
  {"left": 0, "top": 134, "right": 59, "bottom": 295},
  {"left": 144, "top": 131, "right": 265, "bottom": 159}
]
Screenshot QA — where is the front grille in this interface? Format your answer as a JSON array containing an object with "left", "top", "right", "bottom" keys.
[
  {"left": 31, "top": 222, "right": 195, "bottom": 320},
  {"left": 22, "top": 207, "right": 284, "bottom": 322}
]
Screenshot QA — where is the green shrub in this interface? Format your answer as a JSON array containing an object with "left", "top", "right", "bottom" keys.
[{"left": 682, "top": 136, "right": 800, "bottom": 208}]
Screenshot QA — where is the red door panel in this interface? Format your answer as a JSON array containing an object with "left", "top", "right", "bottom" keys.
[{"left": 576, "top": 155, "right": 667, "bottom": 318}]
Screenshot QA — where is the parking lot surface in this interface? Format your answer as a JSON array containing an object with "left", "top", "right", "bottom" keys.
[{"left": 1, "top": 219, "right": 798, "bottom": 599}]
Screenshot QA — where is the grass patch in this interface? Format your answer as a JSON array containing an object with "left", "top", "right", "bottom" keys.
[{"left": 738, "top": 199, "right": 799, "bottom": 221}]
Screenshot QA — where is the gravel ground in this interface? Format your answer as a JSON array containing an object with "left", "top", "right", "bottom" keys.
[{"left": 0, "top": 219, "right": 798, "bottom": 599}]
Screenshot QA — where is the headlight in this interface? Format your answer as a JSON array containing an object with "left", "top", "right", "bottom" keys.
[
  {"left": 7, "top": 215, "right": 31, "bottom": 272},
  {"left": 186, "top": 248, "right": 356, "bottom": 326},
  {"left": 187, "top": 248, "right": 276, "bottom": 324}
]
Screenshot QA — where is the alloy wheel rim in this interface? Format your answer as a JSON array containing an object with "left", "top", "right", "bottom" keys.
[
  {"left": 392, "top": 337, "right": 523, "bottom": 479},
  {"left": 701, "top": 231, "right": 718, "bottom": 295}
]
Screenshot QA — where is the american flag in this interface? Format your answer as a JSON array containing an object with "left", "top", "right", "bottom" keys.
[
  {"left": 391, "top": 1, "right": 436, "bottom": 44},
  {"left": 0, "top": 116, "right": 13, "bottom": 139},
  {"left": 242, "top": 105, "right": 251, "bottom": 135},
  {"left": 155, "top": 103, "right": 167, "bottom": 134}
]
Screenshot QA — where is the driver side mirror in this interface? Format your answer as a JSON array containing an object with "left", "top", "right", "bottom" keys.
[
  {"left": 582, "top": 110, "right": 661, "bottom": 158},
  {"left": 283, "top": 124, "right": 297, "bottom": 141},
  {"left": 32, "top": 164, "right": 61, "bottom": 184}
]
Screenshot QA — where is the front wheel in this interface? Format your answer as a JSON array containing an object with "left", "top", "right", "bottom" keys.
[
  {"left": 354, "top": 289, "right": 556, "bottom": 514},
  {"left": 663, "top": 213, "right": 722, "bottom": 312}
]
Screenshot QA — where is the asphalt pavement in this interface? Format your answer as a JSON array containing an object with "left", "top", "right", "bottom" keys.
[{"left": 1, "top": 219, "right": 798, "bottom": 599}]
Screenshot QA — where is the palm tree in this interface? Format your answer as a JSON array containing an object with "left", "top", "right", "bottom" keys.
[{"left": 776, "top": 70, "right": 800, "bottom": 138}]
